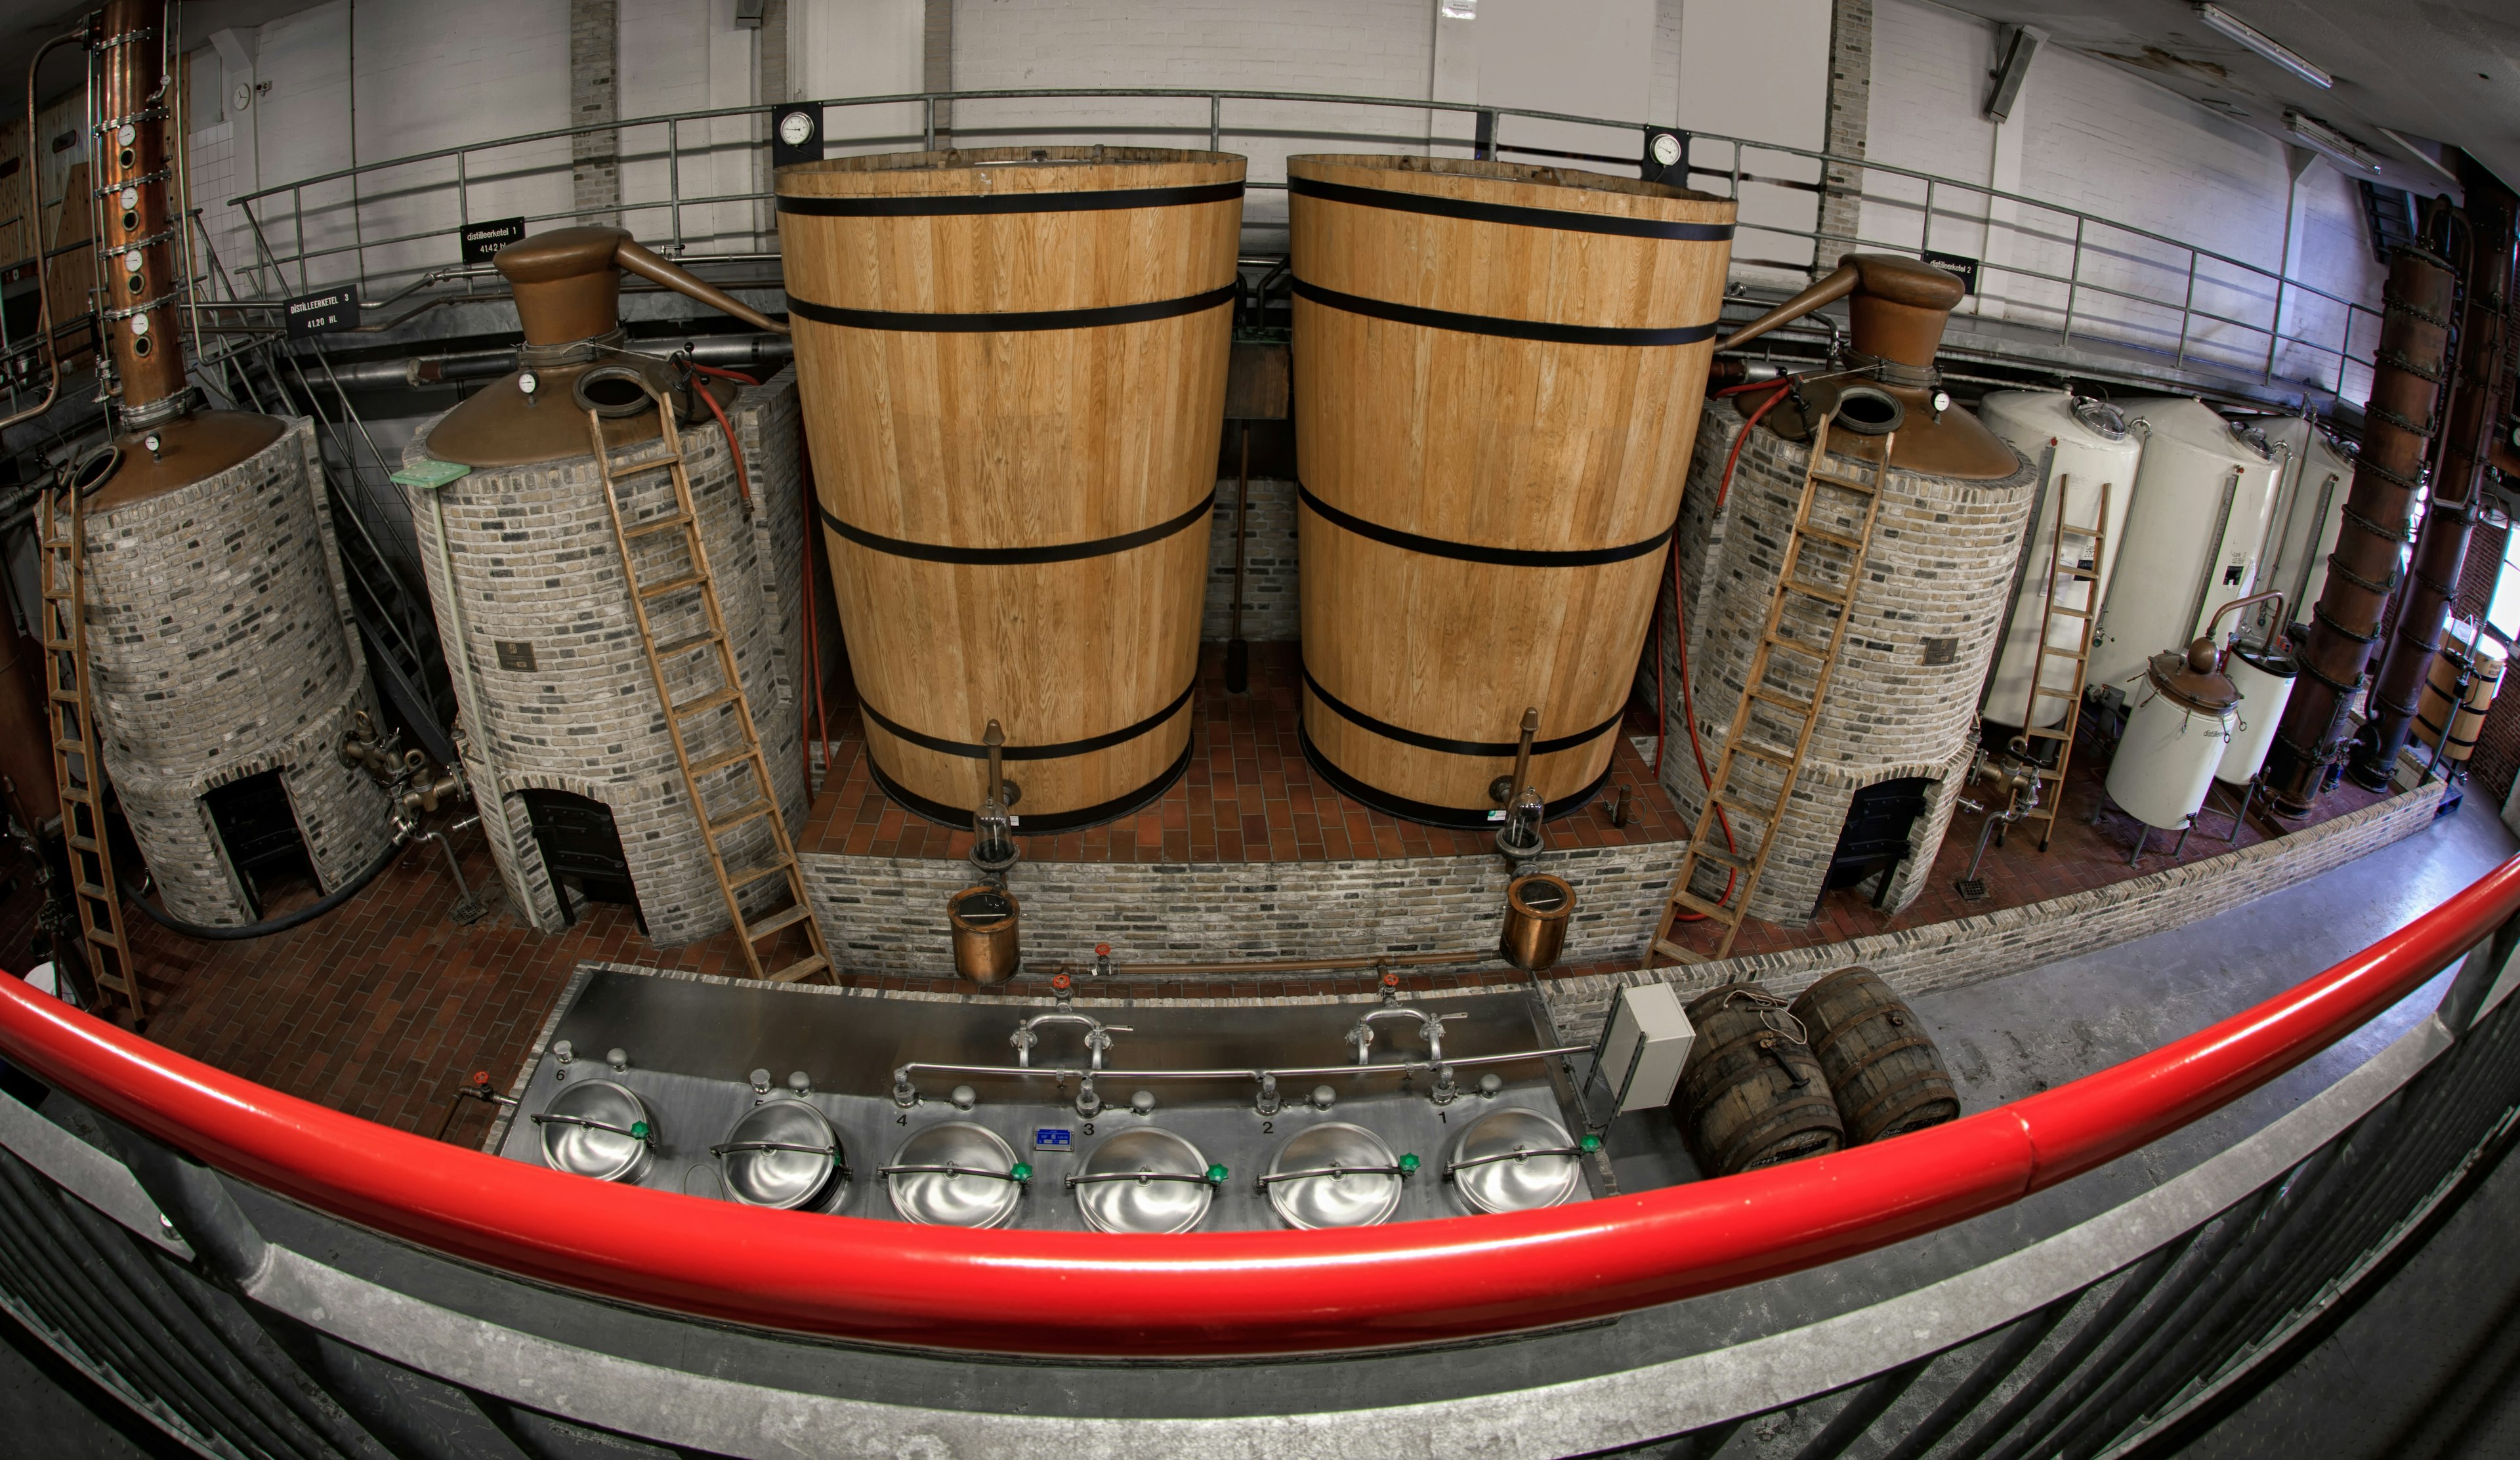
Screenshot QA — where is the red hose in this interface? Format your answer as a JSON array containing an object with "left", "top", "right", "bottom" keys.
[
  {"left": 800, "top": 442, "right": 831, "bottom": 789},
  {"left": 1660, "top": 382, "right": 1793, "bottom": 919},
  {"left": 688, "top": 378, "right": 752, "bottom": 506}
]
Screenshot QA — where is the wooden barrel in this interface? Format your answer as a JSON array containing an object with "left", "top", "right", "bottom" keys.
[
  {"left": 1787, "top": 967, "right": 1959, "bottom": 1144},
  {"left": 1677, "top": 984, "right": 1843, "bottom": 1176},
  {"left": 777, "top": 147, "right": 1244, "bottom": 830},
  {"left": 1288, "top": 156, "right": 1734, "bottom": 825},
  {"left": 2414, "top": 621, "right": 2505, "bottom": 765}
]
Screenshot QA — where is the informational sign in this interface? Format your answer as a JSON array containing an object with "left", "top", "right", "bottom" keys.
[
  {"left": 459, "top": 216, "right": 526, "bottom": 263},
  {"left": 1031, "top": 1127, "right": 1072, "bottom": 1152},
  {"left": 1922, "top": 249, "right": 1981, "bottom": 295},
  {"left": 284, "top": 285, "right": 360, "bottom": 340},
  {"left": 496, "top": 640, "right": 538, "bottom": 673}
]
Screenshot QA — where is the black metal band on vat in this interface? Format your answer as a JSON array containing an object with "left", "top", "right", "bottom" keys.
[
  {"left": 778, "top": 181, "right": 1244, "bottom": 217},
  {"left": 858, "top": 680, "right": 1195, "bottom": 761},
  {"left": 867, "top": 740, "right": 1192, "bottom": 835},
  {"left": 816, "top": 491, "right": 1213, "bottom": 566},
  {"left": 1297, "top": 726, "right": 1610, "bottom": 830},
  {"left": 1297, "top": 482, "right": 1674, "bottom": 567},
  {"left": 786, "top": 281, "right": 1236, "bottom": 333},
  {"left": 1288, "top": 177, "right": 1736, "bottom": 241},
  {"left": 1301, "top": 664, "right": 1620, "bottom": 758},
  {"left": 1290, "top": 277, "right": 1717, "bottom": 347}
]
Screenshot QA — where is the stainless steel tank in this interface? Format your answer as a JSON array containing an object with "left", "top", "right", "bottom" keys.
[
  {"left": 1977, "top": 391, "right": 2142, "bottom": 730},
  {"left": 2091, "top": 398, "right": 2282, "bottom": 691},
  {"left": 2105, "top": 643, "right": 2239, "bottom": 831}
]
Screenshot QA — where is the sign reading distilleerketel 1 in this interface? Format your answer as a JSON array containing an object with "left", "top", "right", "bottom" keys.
[
  {"left": 284, "top": 285, "right": 360, "bottom": 340},
  {"left": 459, "top": 216, "right": 526, "bottom": 263}
]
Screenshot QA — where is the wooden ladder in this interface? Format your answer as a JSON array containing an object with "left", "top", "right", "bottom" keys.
[
  {"left": 2013, "top": 474, "right": 2111, "bottom": 852},
  {"left": 37, "top": 488, "right": 142, "bottom": 1022},
  {"left": 1651, "top": 417, "right": 1890, "bottom": 965},
  {"left": 588, "top": 390, "right": 831, "bottom": 984}
]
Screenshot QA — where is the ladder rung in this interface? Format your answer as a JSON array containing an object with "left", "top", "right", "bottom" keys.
[
  {"left": 624, "top": 512, "right": 694, "bottom": 540},
  {"left": 1764, "top": 633, "right": 1826, "bottom": 659},
  {"left": 1811, "top": 472, "right": 1879, "bottom": 495},
  {"left": 81, "top": 927, "right": 121, "bottom": 948},
  {"left": 1689, "top": 843, "right": 1754, "bottom": 874},
  {"left": 1748, "top": 686, "right": 1816, "bottom": 719},
  {"left": 2036, "top": 645, "right": 2088, "bottom": 659},
  {"left": 1665, "top": 885, "right": 1744, "bottom": 924},
  {"left": 2056, "top": 567, "right": 2097, "bottom": 580},
  {"left": 637, "top": 570, "right": 707, "bottom": 600},
  {"left": 1714, "top": 790, "right": 1786, "bottom": 822},
  {"left": 724, "top": 860, "right": 791, "bottom": 889},
  {"left": 67, "top": 835, "right": 100, "bottom": 852},
  {"left": 688, "top": 745, "right": 758, "bottom": 780},
  {"left": 2033, "top": 686, "right": 2079, "bottom": 698},
  {"left": 75, "top": 882, "right": 108, "bottom": 900},
  {"left": 2022, "top": 726, "right": 2070, "bottom": 740},
  {"left": 1730, "top": 740, "right": 1797, "bottom": 768},
  {"left": 1780, "top": 577, "right": 1851, "bottom": 606},
  {"left": 706, "top": 800, "right": 774, "bottom": 837},
  {"left": 2049, "top": 606, "right": 2091, "bottom": 619},
  {"left": 1651, "top": 939, "right": 1710, "bottom": 965},
  {"left": 671, "top": 686, "right": 740, "bottom": 720},
  {"left": 602, "top": 456, "right": 678, "bottom": 481},
  {"left": 1797, "top": 525, "right": 1864, "bottom": 552},
  {"left": 50, "top": 690, "right": 81, "bottom": 703},
  {"left": 768, "top": 953, "right": 830, "bottom": 984},
  {"left": 745, "top": 903, "right": 814, "bottom": 942},
  {"left": 652, "top": 629, "right": 722, "bottom": 658}
]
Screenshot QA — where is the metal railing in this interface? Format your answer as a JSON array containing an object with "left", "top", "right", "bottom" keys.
[{"left": 189, "top": 86, "right": 2383, "bottom": 404}]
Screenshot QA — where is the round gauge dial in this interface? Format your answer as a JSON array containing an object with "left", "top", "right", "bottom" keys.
[
  {"left": 1649, "top": 132, "right": 1683, "bottom": 168},
  {"left": 778, "top": 110, "right": 815, "bottom": 148}
]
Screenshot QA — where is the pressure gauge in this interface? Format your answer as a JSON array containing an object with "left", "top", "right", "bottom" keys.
[
  {"left": 778, "top": 110, "right": 816, "bottom": 148},
  {"left": 1932, "top": 389, "right": 1952, "bottom": 415},
  {"left": 517, "top": 371, "right": 538, "bottom": 396},
  {"left": 116, "top": 122, "right": 135, "bottom": 147},
  {"left": 123, "top": 248, "right": 142, "bottom": 272},
  {"left": 120, "top": 186, "right": 138, "bottom": 209},
  {"left": 1649, "top": 132, "right": 1683, "bottom": 168},
  {"left": 129, "top": 312, "right": 149, "bottom": 335}
]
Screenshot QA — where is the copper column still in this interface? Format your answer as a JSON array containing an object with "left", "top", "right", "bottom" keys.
[
  {"left": 2263, "top": 244, "right": 2458, "bottom": 814},
  {"left": 2351, "top": 168, "right": 2519, "bottom": 790}
]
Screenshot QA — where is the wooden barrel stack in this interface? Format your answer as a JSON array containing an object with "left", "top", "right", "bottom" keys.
[
  {"left": 1788, "top": 966, "right": 1960, "bottom": 1144},
  {"left": 1287, "top": 156, "right": 1736, "bottom": 825},
  {"left": 776, "top": 146, "right": 1244, "bottom": 830},
  {"left": 1677, "top": 984, "right": 1843, "bottom": 1176}
]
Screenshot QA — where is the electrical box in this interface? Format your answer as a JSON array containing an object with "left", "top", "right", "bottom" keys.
[{"left": 1587, "top": 983, "right": 1694, "bottom": 1116}]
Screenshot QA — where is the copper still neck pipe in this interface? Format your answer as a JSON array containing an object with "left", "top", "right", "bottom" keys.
[
  {"left": 96, "top": 0, "right": 189, "bottom": 425},
  {"left": 0, "top": 30, "right": 89, "bottom": 432}
]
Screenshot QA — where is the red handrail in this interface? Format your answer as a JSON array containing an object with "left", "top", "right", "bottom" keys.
[{"left": 3, "top": 852, "right": 2513, "bottom": 1356}]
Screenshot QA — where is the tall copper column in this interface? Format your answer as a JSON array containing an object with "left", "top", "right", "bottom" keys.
[
  {"left": 94, "top": 0, "right": 189, "bottom": 423},
  {"left": 2352, "top": 164, "right": 2519, "bottom": 789},
  {"left": 2263, "top": 243, "right": 2456, "bottom": 814}
]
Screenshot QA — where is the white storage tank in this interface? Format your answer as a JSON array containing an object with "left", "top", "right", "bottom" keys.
[
  {"left": 1978, "top": 392, "right": 2142, "bottom": 729},
  {"left": 2105, "top": 642, "right": 2240, "bottom": 838},
  {"left": 2216, "top": 643, "right": 2297, "bottom": 785},
  {"left": 2091, "top": 398, "right": 2282, "bottom": 692},
  {"left": 2256, "top": 415, "right": 2358, "bottom": 637}
]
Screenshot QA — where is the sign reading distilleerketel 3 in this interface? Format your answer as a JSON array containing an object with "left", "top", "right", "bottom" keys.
[
  {"left": 284, "top": 285, "right": 360, "bottom": 340},
  {"left": 459, "top": 217, "right": 526, "bottom": 263}
]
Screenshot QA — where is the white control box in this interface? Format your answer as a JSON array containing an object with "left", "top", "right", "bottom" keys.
[{"left": 1587, "top": 982, "right": 1695, "bottom": 1115}]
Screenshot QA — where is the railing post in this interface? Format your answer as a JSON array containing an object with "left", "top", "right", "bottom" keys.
[
  {"left": 2263, "top": 276, "right": 2286, "bottom": 383},
  {"left": 1475, "top": 109, "right": 1496, "bottom": 161},
  {"left": 2175, "top": 252, "right": 2198, "bottom": 365},
  {"left": 1209, "top": 93, "right": 1221, "bottom": 153},
  {"left": 1922, "top": 177, "right": 1935, "bottom": 255},
  {"left": 667, "top": 117, "right": 682, "bottom": 253},
  {"left": 455, "top": 148, "right": 469, "bottom": 231},
  {"left": 2063, "top": 215, "right": 2084, "bottom": 344},
  {"left": 293, "top": 186, "right": 310, "bottom": 291},
  {"left": 923, "top": 96, "right": 936, "bottom": 151}
]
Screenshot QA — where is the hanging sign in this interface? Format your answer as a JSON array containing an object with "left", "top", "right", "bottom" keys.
[
  {"left": 1922, "top": 250, "right": 1981, "bottom": 295},
  {"left": 459, "top": 217, "right": 527, "bottom": 263},
  {"left": 284, "top": 285, "right": 360, "bottom": 339}
]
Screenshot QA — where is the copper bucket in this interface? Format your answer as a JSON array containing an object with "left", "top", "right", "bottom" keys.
[
  {"left": 1499, "top": 873, "right": 1576, "bottom": 972},
  {"left": 948, "top": 885, "right": 1021, "bottom": 985}
]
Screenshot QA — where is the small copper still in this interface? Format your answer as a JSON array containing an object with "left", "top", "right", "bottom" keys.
[
  {"left": 948, "top": 885, "right": 1022, "bottom": 985},
  {"left": 1499, "top": 873, "right": 1576, "bottom": 972}
]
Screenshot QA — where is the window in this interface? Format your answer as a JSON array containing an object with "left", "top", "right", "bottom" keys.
[{"left": 2488, "top": 534, "right": 2520, "bottom": 643}]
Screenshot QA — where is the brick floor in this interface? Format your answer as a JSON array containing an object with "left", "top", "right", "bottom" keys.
[{"left": 799, "top": 642, "right": 1692, "bottom": 863}]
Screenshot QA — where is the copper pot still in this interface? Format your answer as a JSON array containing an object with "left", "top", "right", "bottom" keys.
[
  {"left": 1500, "top": 873, "right": 1576, "bottom": 972},
  {"left": 948, "top": 885, "right": 1021, "bottom": 984}
]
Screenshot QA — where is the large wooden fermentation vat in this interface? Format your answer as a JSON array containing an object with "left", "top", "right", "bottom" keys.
[
  {"left": 778, "top": 147, "right": 1244, "bottom": 831},
  {"left": 1288, "top": 156, "right": 1734, "bottom": 825}
]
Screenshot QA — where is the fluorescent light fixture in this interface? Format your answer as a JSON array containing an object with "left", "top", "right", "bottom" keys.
[
  {"left": 2374, "top": 125, "right": 2462, "bottom": 186},
  {"left": 2194, "top": 3, "right": 2333, "bottom": 90},
  {"left": 2286, "top": 110, "right": 2384, "bottom": 173}
]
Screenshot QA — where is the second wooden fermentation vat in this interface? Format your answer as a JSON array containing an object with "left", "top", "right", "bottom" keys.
[
  {"left": 1288, "top": 156, "right": 1735, "bottom": 824},
  {"left": 777, "top": 147, "right": 1245, "bottom": 830}
]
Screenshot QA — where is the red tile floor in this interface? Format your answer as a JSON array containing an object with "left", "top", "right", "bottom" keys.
[{"left": 0, "top": 640, "right": 2410, "bottom": 1144}]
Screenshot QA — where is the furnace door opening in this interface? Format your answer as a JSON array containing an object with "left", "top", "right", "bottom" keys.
[
  {"left": 520, "top": 789, "right": 642, "bottom": 933},
  {"left": 202, "top": 770, "right": 313, "bottom": 918}
]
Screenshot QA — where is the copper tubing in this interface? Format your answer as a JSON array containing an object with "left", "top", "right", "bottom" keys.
[
  {"left": 2204, "top": 590, "right": 2286, "bottom": 660},
  {"left": 0, "top": 30, "right": 89, "bottom": 432},
  {"left": 2264, "top": 244, "right": 2456, "bottom": 814},
  {"left": 2355, "top": 169, "right": 2519, "bottom": 788},
  {"left": 96, "top": 0, "right": 188, "bottom": 419},
  {"left": 615, "top": 238, "right": 788, "bottom": 336}
]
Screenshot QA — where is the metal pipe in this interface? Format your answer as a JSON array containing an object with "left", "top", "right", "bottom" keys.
[
  {"left": 0, "top": 30, "right": 89, "bottom": 432},
  {"left": 2204, "top": 590, "right": 2286, "bottom": 659},
  {"left": 1034, "top": 948, "right": 1488, "bottom": 979}
]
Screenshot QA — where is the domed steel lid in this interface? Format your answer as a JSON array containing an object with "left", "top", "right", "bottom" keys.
[
  {"left": 2070, "top": 396, "right": 2130, "bottom": 440},
  {"left": 1264, "top": 1123, "right": 1406, "bottom": 1230},
  {"left": 1071, "top": 1127, "right": 1215, "bottom": 1234},
  {"left": 885, "top": 1122, "right": 1025, "bottom": 1228},
  {"left": 2147, "top": 640, "right": 2242, "bottom": 715},
  {"left": 1448, "top": 1107, "right": 1584, "bottom": 1215},
  {"left": 534, "top": 1079, "right": 654, "bottom": 1183},
  {"left": 713, "top": 1098, "right": 846, "bottom": 1211}
]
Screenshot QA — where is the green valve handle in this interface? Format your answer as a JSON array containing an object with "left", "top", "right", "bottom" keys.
[
  {"left": 1011, "top": 1162, "right": 1034, "bottom": 1182},
  {"left": 629, "top": 1121, "right": 650, "bottom": 1141},
  {"left": 1206, "top": 1165, "right": 1229, "bottom": 1184},
  {"left": 1580, "top": 1134, "right": 1603, "bottom": 1153},
  {"left": 1397, "top": 1153, "right": 1420, "bottom": 1175}
]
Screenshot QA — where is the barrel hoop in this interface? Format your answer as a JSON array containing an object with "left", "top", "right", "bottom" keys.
[
  {"left": 1829, "top": 1032, "right": 1943, "bottom": 1093},
  {"left": 1301, "top": 664, "right": 1621, "bottom": 758},
  {"left": 816, "top": 490, "right": 1213, "bottom": 566},
  {"left": 2340, "top": 504, "right": 2420, "bottom": 545},
  {"left": 1289, "top": 176, "right": 1737, "bottom": 241},
  {"left": 2312, "top": 602, "right": 2382, "bottom": 644},
  {"left": 1296, "top": 482, "right": 1674, "bottom": 567},
  {"left": 1297, "top": 725, "right": 1610, "bottom": 830},
  {"left": 786, "top": 280, "right": 1236, "bottom": 333},
  {"left": 778, "top": 181, "right": 1244, "bottom": 217},
  {"left": 1291, "top": 276, "right": 1719, "bottom": 348},
  {"left": 2365, "top": 402, "right": 2435, "bottom": 439},
  {"left": 1856, "top": 1066, "right": 1960, "bottom": 1119},
  {"left": 866, "top": 738, "right": 1192, "bottom": 836},
  {"left": 1718, "top": 1096, "right": 1841, "bottom": 1165},
  {"left": 858, "top": 680, "right": 1194, "bottom": 762},
  {"left": 1807, "top": 1009, "right": 1923, "bottom": 1070},
  {"left": 2324, "top": 551, "right": 2404, "bottom": 597}
]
